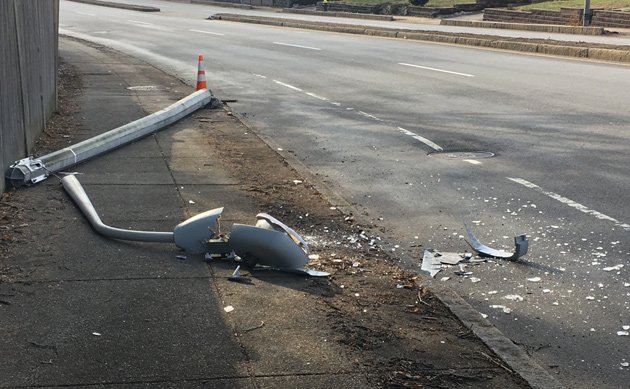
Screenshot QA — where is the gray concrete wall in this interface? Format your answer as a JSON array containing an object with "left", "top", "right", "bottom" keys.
[{"left": 1, "top": 0, "right": 59, "bottom": 193}]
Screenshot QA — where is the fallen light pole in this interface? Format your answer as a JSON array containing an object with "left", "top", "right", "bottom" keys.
[
  {"left": 62, "top": 175, "right": 328, "bottom": 276},
  {"left": 6, "top": 89, "right": 214, "bottom": 187},
  {"left": 62, "top": 175, "right": 223, "bottom": 253}
]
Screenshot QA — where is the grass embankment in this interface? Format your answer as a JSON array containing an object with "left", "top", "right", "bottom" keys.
[
  {"left": 325, "top": 0, "right": 475, "bottom": 6},
  {"left": 332, "top": 0, "right": 630, "bottom": 9},
  {"left": 519, "top": 0, "right": 630, "bottom": 11}
]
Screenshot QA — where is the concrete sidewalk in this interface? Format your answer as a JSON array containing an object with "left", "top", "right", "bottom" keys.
[{"left": 0, "top": 37, "right": 535, "bottom": 388}]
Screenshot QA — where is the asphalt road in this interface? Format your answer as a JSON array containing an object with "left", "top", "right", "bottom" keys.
[{"left": 60, "top": 1, "right": 630, "bottom": 387}]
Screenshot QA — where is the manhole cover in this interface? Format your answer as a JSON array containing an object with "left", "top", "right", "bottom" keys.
[
  {"left": 126, "top": 85, "right": 170, "bottom": 91},
  {"left": 429, "top": 151, "right": 495, "bottom": 160}
]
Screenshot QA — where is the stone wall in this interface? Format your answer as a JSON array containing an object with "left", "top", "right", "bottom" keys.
[
  {"left": 1, "top": 0, "right": 60, "bottom": 193},
  {"left": 483, "top": 8, "right": 583, "bottom": 25},
  {"left": 591, "top": 10, "right": 630, "bottom": 28},
  {"left": 484, "top": 8, "right": 630, "bottom": 28}
]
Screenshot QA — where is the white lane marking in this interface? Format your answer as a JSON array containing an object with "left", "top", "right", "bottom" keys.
[
  {"left": 189, "top": 29, "right": 225, "bottom": 36},
  {"left": 76, "top": 12, "right": 96, "bottom": 16},
  {"left": 273, "top": 80, "right": 303, "bottom": 92},
  {"left": 507, "top": 177, "right": 630, "bottom": 231},
  {"left": 399, "top": 62, "right": 474, "bottom": 78},
  {"left": 398, "top": 127, "right": 443, "bottom": 151},
  {"left": 273, "top": 42, "right": 321, "bottom": 51},
  {"left": 464, "top": 159, "right": 482, "bottom": 165},
  {"left": 127, "top": 20, "right": 152, "bottom": 25},
  {"left": 305, "top": 92, "right": 329, "bottom": 102},
  {"left": 253, "top": 74, "right": 267, "bottom": 79},
  {"left": 359, "top": 111, "right": 384, "bottom": 122}
]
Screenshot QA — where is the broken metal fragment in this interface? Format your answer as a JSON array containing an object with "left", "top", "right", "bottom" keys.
[
  {"left": 228, "top": 265, "right": 252, "bottom": 284},
  {"left": 255, "top": 213, "right": 309, "bottom": 253},
  {"left": 421, "top": 250, "right": 442, "bottom": 278},
  {"left": 464, "top": 223, "right": 528, "bottom": 260},
  {"left": 436, "top": 252, "right": 465, "bottom": 265},
  {"left": 281, "top": 268, "right": 330, "bottom": 277}
]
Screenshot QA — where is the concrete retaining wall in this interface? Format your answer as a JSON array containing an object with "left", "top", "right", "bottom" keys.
[
  {"left": 1, "top": 0, "right": 59, "bottom": 193},
  {"left": 484, "top": 8, "right": 630, "bottom": 28},
  {"left": 441, "top": 19, "right": 606, "bottom": 35},
  {"left": 484, "top": 8, "right": 583, "bottom": 25}
]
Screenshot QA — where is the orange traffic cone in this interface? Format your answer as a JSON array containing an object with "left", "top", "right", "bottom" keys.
[{"left": 196, "top": 54, "right": 207, "bottom": 90}]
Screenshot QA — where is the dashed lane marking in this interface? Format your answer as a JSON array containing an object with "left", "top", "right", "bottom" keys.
[
  {"left": 398, "top": 127, "right": 443, "bottom": 151},
  {"left": 273, "top": 42, "right": 321, "bottom": 51},
  {"left": 127, "top": 20, "right": 152, "bottom": 25},
  {"left": 189, "top": 29, "right": 225, "bottom": 36},
  {"left": 399, "top": 62, "right": 474, "bottom": 78},
  {"left": 508, "top": 177, "right": 630, "bottom": 231}
]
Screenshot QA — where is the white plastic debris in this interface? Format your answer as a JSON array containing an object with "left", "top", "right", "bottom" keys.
[
  {"left": 224, "top": 305, "right": 234, "bottom": 313},
  {"left": 623, "top": 325, "right": 630, "bottom": 330},
  {"left": 92, "top": 332, "right": 101, "bottom": 336},
  {"left": 438, "top": 252, "right": 465, "bottom": 265},
  {"left": 480, "top": 313, "right": 488, "bottom": 319},
  {"left": 586, "top": 296, "right": 595, "bottom": 300},
  {"left": 188, "top": 200, "right": 195, "bottom": 204},
  {"left": 504, "top": 294, "right": 524, "bottom": 302},
  {"left": 489, "top": 305, "right": 512, "bottom": 314},
  {"left": 308, "top": 254, "right": 320, "bottom": 260},
  {"left": 421, "top": 250, "right": 442, "bottom": 278},
  {"left": 603, "top": 264, "right": 624, "bottom": 272},
  {"left": 470, "top": 277, "right": 481, "bottom": 283},
  {"left": 621, "top": 362, "right": 629, "bottom": 367},
  {"left": 527, "top": 277, "right": 541, "bottom": 282},
  {"left": 292, "top": 180, "right": 303, "bottom": 185},
  {"left": 617, "top": 331, "right": 629, "bottom": 336},
  {"left": 440, "top": 277, "right": 450, "bottom": 282}
]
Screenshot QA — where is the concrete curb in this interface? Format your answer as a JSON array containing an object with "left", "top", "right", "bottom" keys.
[
  {"left": 211, "top": 13, "right": 630, "bottom": 63},
  {"left": 282, "top": 8, "right": 395, "bottom": 21},
  {"left": 441, "top": 19, "right": 606, "bottom": 35},
  {"left": 423, "top": 281, "right": 564, "bottom": 389},
  {"left": 192, "top": 0, "right": 253, "bottom": 10},
  {"left": 66, "top": 0, "right": 160, "bottom": 12}
]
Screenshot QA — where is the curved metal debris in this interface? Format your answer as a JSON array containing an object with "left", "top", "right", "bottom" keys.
[
  {"left": 464, "top": 223, "right": 528, "bottom": 260},
  {"left": 62, "top": 175, "right": 222, "bottom": 253}
]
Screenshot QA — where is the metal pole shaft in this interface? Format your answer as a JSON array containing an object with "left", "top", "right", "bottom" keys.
[{"left": 583, "top": 0, "right": 591, "bottom": 26}]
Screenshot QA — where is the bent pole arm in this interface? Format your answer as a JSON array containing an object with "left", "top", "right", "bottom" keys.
[{"left": 62, "top": 175, "right": 174, "bottom": 243}]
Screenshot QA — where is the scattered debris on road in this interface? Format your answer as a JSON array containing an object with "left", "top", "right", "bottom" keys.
[
  {"left": 421, "top": 250, "right": 442, "bottom": 278},
  {"left": 464, "top": 223, "right": 528, "bottom": 260}
]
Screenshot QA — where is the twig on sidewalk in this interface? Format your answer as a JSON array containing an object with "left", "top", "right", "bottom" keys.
[
  {"left": 243, "top": 321, "right": 265, "bottom": 333},
  {"left": 477, "top": 351, "right": 513, "bottom": 373}
]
